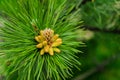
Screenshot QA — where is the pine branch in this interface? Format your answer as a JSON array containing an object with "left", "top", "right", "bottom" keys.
[
  {"left": 0, "top": 0, "right": 83, "bottom": 80},
  {"left": 73, "top": 53, "right": 120, "bottom": 80}
]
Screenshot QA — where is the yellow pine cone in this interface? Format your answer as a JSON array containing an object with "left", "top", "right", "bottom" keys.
[
  {"left": 44, "top": 45, "right": 49, "bottom": 52},
  {"left": 53, "top": 48, "right": 60, "bottom": 53},
  {"left": 35, "top": 28, "right": 62, "bottom": 56},
  {"left": 42, "top": 41, "right": 47, "bottom": 46},
  {"left": 51, "top": 34, "right": 59, "bottom": 41},
  {"left": 49, "top": 48, "right": 54, "bottom": 56},
  {"left": 36, "top": 43, "right": 43, "bottom": 48},
  {"left": 40, "top": 49, "right": 44, "bottom": 55}
]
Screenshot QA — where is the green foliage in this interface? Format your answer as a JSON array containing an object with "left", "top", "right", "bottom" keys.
[
  {"left": 0, "top": 0, "right": 120, "bottom": 80},
  {"left": 73, "top": 0, "right": 120, "bottom": 80},
  {"left": 0, "top": 0, "right": 83, "bottom": 80},
  {"left": 83, "top": 32, "right": 120, "bottom": 80},
  {"left": 81, "top": 0, "right": 120, "bottom": 30}
]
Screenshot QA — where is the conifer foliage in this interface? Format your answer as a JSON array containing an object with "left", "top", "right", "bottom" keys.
[{"left": 0, "top": 0, "right": 83, "bottom": 80}]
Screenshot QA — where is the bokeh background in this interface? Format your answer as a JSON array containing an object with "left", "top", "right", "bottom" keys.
[{"left": 72, "top": 0, "right": 120, "bottom": 80}]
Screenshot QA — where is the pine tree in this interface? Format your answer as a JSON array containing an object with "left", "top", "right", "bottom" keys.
[
  {"left": 0, "top": 0, "right": 120, "bottom": 80},
  {"left": 0, "top": 0, "right": 83, "bottom": 80}
]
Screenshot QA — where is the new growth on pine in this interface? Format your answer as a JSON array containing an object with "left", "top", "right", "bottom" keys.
[{"left": 0, "top": 0, "right": 83, "bottom": 80}]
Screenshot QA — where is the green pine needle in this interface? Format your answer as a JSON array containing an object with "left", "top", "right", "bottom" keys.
[{"left": 0, "top": 0, "right": 83, "bottom": 80}]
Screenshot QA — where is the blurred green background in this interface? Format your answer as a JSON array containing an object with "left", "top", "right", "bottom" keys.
[
  {"left": 0, "top": 0, "right": 120, "bottom": 80},
  {"left": 72, "top": 0, "right": 120, "bottom": 80}
]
